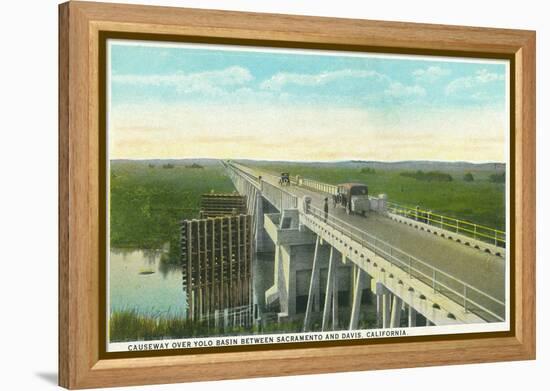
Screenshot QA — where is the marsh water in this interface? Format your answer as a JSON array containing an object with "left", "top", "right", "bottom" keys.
[
  {"left": 109, "top": 248, "right": 186, "bottom": 317},
  {"left": 109, "top": 248, "right": 276, "bottom": 319}
]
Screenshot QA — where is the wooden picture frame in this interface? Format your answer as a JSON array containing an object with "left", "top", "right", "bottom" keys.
[{"left": 59, "top": 1, "right": 536, "bottom": 389}]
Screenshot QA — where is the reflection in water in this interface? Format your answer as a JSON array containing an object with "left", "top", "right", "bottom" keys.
[
  {"left": 109, "top": 248, "right": 186, "bottom": 317},
  {"left": 110, "top": 248, "right": 279, "bottom": 320},
  {"left": 158, "top": 259, "right": 178, "bottom": 279},
  {"left": 144, "top": 249, "right": 160, "bottom": 265}
]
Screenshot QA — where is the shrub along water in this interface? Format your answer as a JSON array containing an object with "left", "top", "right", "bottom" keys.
[
  {"left": 109, "top": 309, "right": 302, "bottom": 341},
  {"left": 399, "top": 170, "right": 453, "bottom": 182}
]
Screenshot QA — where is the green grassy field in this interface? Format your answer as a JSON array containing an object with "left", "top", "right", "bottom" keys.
[
  {"left": 109, "top": 159, "right": 506, "bottom": 266},
  {"left": 109, "top": 309, "right": 302, "bottom": 341},
  {"left": 248, "top": 162, "right": 506, "bottom": 230},
  {"left": 109, "top": 160, "right": 235, "bottom": 263},
  {"left": 109, "top": 309, "right": 255, "bottom": 341}
]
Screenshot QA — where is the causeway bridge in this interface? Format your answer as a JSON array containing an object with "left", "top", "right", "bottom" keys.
[{"left": 223, "top": 160, "right": 506, "bottom": 331}]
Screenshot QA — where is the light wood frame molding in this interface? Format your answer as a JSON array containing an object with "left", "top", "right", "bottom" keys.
[{"left": 58, "top": 1, "right": 536, "bottom": 389}]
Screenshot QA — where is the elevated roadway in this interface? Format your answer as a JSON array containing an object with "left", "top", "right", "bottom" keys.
[{"left": 227, "top": 161, "right": 506, "bottom": 322}]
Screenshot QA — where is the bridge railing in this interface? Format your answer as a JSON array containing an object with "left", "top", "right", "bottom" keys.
[
  {"left": 298, "top": 177, "right": 338, "bottom": 195},
  {"left": 226, "top": 163, "right": 298, "bottom": 211},
  {"left": 386, "top": 201, "right": 506, "bottom": 248},
  {"left": 261, "top": 180, "right": 299, "bottom": 210},
  {"left": 229, "top": 161, "right": 282, "bottom": 184},
  {"left": 228, "top": 161, "right": 506, "bottom": 249},
  {"left": 290, "top": 167, "right": 507, "bottom": 249},
  {"left": 227, "top": 162, "right": 261, "bottom": 188},
  {"left": 302, "top": 204, "right": 505, "bottom": 322}
]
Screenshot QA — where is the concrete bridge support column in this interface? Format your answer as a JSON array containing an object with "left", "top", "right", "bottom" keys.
[
  {"left": 376, "top": 283, "right": 382, "bottom": 328},
  {"left": 390, "top": 295, "right": 403, "bottom": 328},
  {"left": 314, "top": 273, "right": 321, "bottom": 313},
  {"left": 382, "top": 292, "right": 391, "bottom": 328},
  {"left": 376, "top": 283, "right": 391, "bottom": 328},
  {"left": 254, "top": 195, "right": 277, "bottom": 253},
  {"left": 264, "top": 244, "right": 290, "bottom": 316},
  {"left": 322, "top": 247, "right": 338, "bottom": 331},
  {"left": 332, "top": 252, "right": 339, "bottom": 329},
  {"left": 303, "top": 236, "right": 321, "bottom": 332},
  {"left": 408, "top": 305, "right": 417, "bottom": 327},
  {"left": 264, "top": 210, "right": 319, "bottom": 323},
  {"left": 254, "top": 192, "right": 263, "bottom": 251},
  {"left": 349, "top": 265, "right": 365, "bottom": 330},
  {"left": 287, "top": 252, "right": 297, "bottom": 319}
]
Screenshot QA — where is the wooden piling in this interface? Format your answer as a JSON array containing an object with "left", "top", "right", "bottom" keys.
[{"left": 181, "top": 214, "right": 252, "bottom": 324}]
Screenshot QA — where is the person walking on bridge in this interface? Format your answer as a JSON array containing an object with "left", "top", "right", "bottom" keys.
[{"left": 324, "top": 197, "right": 329, "bottom": 222}]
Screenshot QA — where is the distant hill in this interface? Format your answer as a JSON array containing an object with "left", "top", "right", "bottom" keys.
[
  {"left": 110, "top": 158, "right": 505, "bottom": 173},
  {"left": 236, "top": 159, "right": 505, "bottom": 173},
  {"left": 111, "top": 158, "right": 222, "bottom": 167},
  {"left": 347, "top": 160, "right": 505, "bottom": 172}
]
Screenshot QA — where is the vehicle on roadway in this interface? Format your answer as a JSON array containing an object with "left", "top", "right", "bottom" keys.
[
  {"left": 336, "top": 183, "right": 369, "bottom": 215},
  {"left": 279, "top": 172, "right": 291, "bottom": 186}
]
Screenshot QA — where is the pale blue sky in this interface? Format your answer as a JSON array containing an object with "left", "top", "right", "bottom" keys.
[{"left": 108, "top": 40, "right": 508, "bottom": 162}]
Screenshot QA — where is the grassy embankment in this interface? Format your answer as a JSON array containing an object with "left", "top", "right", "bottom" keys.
[
  {"left": 109, "top": 308, "right": 378, "bottom": 341},
  {"left": 110, "top": 309, "right": 302, "bottom": 342}
]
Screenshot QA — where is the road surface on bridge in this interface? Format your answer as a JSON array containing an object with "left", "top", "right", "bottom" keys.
[{"left": 231, "top": 162, "right": 506, "bottom": 321}]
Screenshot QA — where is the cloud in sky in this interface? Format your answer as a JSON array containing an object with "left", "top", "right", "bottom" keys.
[
  {"left": 260, "top": 69, "right": 387, "bottom": 90},
  {"left": 384, "top": 82, "right": 426, "bottom": 98},
  {"left": 413, "top": 65, "right": 451, "bottom": 82},
  {"left": 445, "top": 69, "right": 505, "bottom": 96},
  {"left": 112, "top": 66, "right": 253, "bottom": 96}
]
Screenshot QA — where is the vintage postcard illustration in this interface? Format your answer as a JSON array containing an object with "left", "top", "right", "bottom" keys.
[{"left": 106, "top": 39, "right": 509, "bottom": 353}]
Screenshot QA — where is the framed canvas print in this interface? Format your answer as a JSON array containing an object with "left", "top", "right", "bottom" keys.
[{"left": 58, "top": 1, "right": 536, "bottom": 389}]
